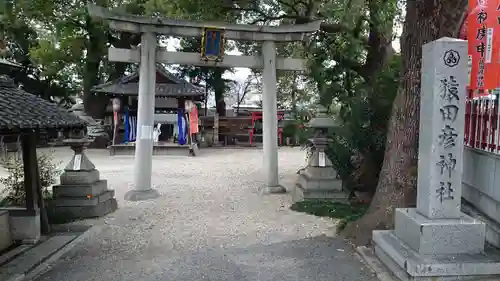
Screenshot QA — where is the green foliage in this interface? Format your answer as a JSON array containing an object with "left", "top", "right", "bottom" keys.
[
  {"left": 0, "top": 153, "right": 61, "bottom": 206},
  {"left": 144, "top": 0, "right": 236, "bottom": 21},
  {"left": 0, "top": 0, "right": 84, "bottom": 102},
  {"left": 0, "top": 0, "right": 146, "bottom": 113},
  {"left": 290, "top": 200, "right": 368, "bottom": 232},
  {"left": 282, "top": 120, "right": 299, "bottom": 139},
  {"left": 323, "top": 54, "right": 401, "bottom": 192}
]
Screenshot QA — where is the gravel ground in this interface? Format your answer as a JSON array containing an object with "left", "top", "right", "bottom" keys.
[{"left": 34, "top": 147, "right": 377, "bottom": 281}]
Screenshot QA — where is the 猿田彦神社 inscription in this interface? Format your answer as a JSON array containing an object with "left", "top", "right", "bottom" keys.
[{"left": 434, "top": 70, "right": 462, "bottom": 203}]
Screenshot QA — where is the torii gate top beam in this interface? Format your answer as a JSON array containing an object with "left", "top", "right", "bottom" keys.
[{"left": 87, "top": 4, "right": 321, "bottom": 42}]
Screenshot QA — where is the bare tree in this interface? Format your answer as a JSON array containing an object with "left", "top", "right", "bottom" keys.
[{"left": 231, "top": 73, "right": 261, "bottom": 114}]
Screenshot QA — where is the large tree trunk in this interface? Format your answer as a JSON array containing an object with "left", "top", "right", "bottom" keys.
[
  {"left": 83, "top": 15, "right": 107, "bottom": 118},
  {"left": 213, "top": 69, "right": 226, "bottom": 117},
  {"left": 343, "top": 0, "right": 468, "bottom": 246}
]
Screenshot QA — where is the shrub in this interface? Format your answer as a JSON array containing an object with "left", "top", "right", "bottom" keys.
[
  {"left": 290, "top": 200, "right": 368, "bottom": 233},
  {"left": 0, "top": 152, "right": 61, "bottom": 206}
]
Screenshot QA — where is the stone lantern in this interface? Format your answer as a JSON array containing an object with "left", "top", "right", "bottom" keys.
[
  {"left": 292, "top": 105, "right": 348, "bottom": 203},
  {"left": 49, "top": 136, "right": 117, "bottom": 221}
]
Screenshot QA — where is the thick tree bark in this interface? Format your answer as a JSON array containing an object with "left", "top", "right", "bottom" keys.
[
  {"left": 83, "top": 15, "right": 106, "bottom": 118},
  {"left": 343, "top": 0, "right": 468, "bottom": 246},
  {"left": 214, "top": 69, "right": 226, "bottom": 117}
]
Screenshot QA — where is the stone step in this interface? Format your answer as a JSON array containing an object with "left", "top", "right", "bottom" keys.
[
  {"left": 293, "top": 184, "right": 349, "bottom": 203},
  {"left": 52, "top": 180, "right": 108, "bottom": 198},
  {"left": 0, "top": 234, "right": 76, "bottom": 280},
  {"left": 299, "top": 172, "right": 339, "bottom": 182},
  {"left": 50, "top": 190, "right": 115, "bottom": 207},
  {"left": 0, "top": 210, "right": 12, "bottom": 252},
  {"left": 50, "top": 198, "right": 118, "bottom": 220},
  {"left": 0, "top": 245, "right": 32, "bottom": 266}
]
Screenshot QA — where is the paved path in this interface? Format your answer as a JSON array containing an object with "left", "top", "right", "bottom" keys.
[{"left": 35, "top": 147, "right": 377, "bottom": 281}]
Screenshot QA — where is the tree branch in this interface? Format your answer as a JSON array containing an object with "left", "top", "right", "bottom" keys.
[
  {"left": 277, "top": 0, "right": 300, "bottom": 15},
  {"left": 359, "top": 0, "right": 395, "bottom": 82},
  {"left": 231, "top": 7, "right": 301, "bottom": 22}
]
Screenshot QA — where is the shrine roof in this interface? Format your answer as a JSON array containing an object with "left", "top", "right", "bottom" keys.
[
  {"left": 91, "top": 64, "right": 204, "bottom": 98},
  {"left": 0, "top": 75, "right": 86, "bottom": 130}
]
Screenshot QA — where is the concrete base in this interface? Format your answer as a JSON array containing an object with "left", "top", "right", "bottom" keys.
[
  {"left": 49, "top": 198, "right": 117, "bottom": 220},
  {"left": 296, "top": 172, "right": 342, "bottom": 190},
  {"left": 60, "top": 170, "right": 100, "bottom": 185},
  {"left": 124, "top": 188, "right": 160, "bottom": 201},
  {"left": 0, "top": 209, "right": 41, "bottom": 244},
  {"left": 52, "top": 180, "right": 108, "bottom": 198},
  {"left": 0, "top": 211, "right": 12, "bottom": 252},
  {"left": 260, "top": 184, "right": 287, "bottom": 194},
  {"left": 373, "top": 230, "right": 500, "bottom": 280},
  {"left": 394, "top": 208, "right": 485, "bottom": 255},
  {"left": 50, "top": 190, "right": 115, "bottom": 207},
  {"left": 293, "top": 173, "right": 348, "bottom": 203},
  {"left": 8, "top": 211, "right": 40, "bottom": 244},
  {"left": 462, "top": 200, "right": 500, "bottom": 250},
  {"left": 108, "top": 143, "right": 192, "bottom": 156}
]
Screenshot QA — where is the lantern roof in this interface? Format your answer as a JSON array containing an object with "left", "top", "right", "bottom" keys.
[{"left": 307, "top": 105, "right": 339, "bottom": 129}]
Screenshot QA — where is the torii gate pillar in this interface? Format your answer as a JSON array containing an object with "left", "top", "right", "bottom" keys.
[
  {"left": 124, "top": 31, "right": 160, "bottom": 201},
  {"left": 261, "top": 41, "right": 283, "bottom": 192}
]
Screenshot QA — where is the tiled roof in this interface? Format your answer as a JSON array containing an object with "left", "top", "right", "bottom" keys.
[
  {"left": 91, "top": 64, "right": 204, "bottom": 97},
  {"left": 0, "top": 76, "right": 87, "bottom": 130}
]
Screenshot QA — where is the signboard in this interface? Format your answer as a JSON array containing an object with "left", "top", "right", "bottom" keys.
[
  {"left": 73, "top": 154, "right": 82, "bottom": 170},
  {"left": 467, "top": 0, "right": 500, "bottom": 95},
  {"left": 318, "top": 152, "right": 326, "bottom": 167},
  {"left": 201, "top": 27, "right": 225, "bottom": 61}
]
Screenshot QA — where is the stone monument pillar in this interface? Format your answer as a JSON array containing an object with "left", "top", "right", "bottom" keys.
[
  {"left": 372, "top": 38, "right": 500, "bottom": 280},
  {"left": 293, "top": 106, "right": 347, "bottom": 203},
  {"left": 49, "top": 139, "right": 117, "bottom": 220}
]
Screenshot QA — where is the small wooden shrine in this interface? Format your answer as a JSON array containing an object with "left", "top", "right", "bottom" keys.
[
  {"left": 200, "top": 99, "right": 288, "bottom": 147},
  {"left": 91, "top": 64, "right": 204, "bottom": 155},
  {"left": 0, "top": 70, "right": 86, "bottom": 246},
  {"left": 200, "top": 111, "right": 286, "bottom": 147}
]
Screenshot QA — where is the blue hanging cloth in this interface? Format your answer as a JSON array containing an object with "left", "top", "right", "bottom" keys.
[
  {"left": 124, "top": 109, "right": 130, "bottom": 143},
  {"left": 178, "top": 108, "right": 186, "bottom": 145}
]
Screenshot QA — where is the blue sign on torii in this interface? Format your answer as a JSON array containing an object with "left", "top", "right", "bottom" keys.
[{"left": 201, "top": 27, "right": 225, "bottom": 61}]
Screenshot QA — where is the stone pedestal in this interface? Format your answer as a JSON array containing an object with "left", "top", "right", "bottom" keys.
[
  {"left": 49, "top": 139, "right": 117, "bottom": 220},
  {"left": 372, "top": 38, "right": 500, "bottom": 280},
  {"left": 293, "top": 138, "right": 347, "bottom": 203}
]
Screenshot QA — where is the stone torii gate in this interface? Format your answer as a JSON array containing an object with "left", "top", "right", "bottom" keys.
[{"left": 88, "top": 4, "right": 321, "bottom": 201}]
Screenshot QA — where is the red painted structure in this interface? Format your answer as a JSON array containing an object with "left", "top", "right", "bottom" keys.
[
  {"left": 464, "top": 91, "right": 500, "bottom": 153},
  {"left": 461, "top": 7, "right": 500, "bottom": 154},
  {"left": 249, "top": 111, "right": 285, "bottom": 145}
]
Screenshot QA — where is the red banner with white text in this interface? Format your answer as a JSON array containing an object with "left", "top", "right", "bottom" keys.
[{"left": 467, "top": 0, "right": 500, "bottom": 96}]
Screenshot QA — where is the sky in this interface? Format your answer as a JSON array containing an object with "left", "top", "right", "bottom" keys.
[{"left": 165, "top": 38, "right": 251, "bottom": 83}]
